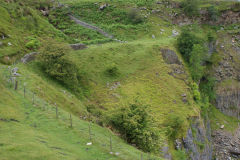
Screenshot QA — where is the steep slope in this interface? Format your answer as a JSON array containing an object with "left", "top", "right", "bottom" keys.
[{"left": 0, "top": 64, "right": 161, "bottom": 160}]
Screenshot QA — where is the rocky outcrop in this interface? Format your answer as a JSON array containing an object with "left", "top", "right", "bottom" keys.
[
  {"left": 216, "top": 87, "right": 240, "bottom": 119},
  {"left": 70, "top": 43, "right": 87, "bottom": 50},
  {"left": 212, "top": 127, "right": 240, "bottom": 160},
  {"left": 21, "top": 52, "right": 39, "bottom": 64},
  {"left": 182, "top": 117, "right": 212, "bottom": 160},
  {"left": 161, "top": 48, "right": 181, "bottom": 65}
]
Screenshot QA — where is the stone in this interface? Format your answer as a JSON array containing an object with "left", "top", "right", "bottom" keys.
[
  {"left": 40, "top": 10, "right": 49, "bottom": 16},
  {"left": 175, "top": 139, "right": 182, "bottom": 150},
  {"left": 140, "top": 7, "right": 147, "bottom": 10},
  {"left": 220, "top": 125, "right": 224, "bottom": 129},
  {"left": 70, "top": 43, "right": 87, "bottom": 50},
  {"left": 86, "top": 142, "right": 92, "bottom": 145},
  {"left": 181, "top": 93, "right": 187, "bottom": 97},
  {"left": 152, "top": 34, "right": 155, "bottom": 39},
  {"left": 172, "top": 29, "right": 179, "bottom": 37},
  {"left": 161, "top": 48, "right": 181, "bottom": 65},
  {"left": 21, "top": 52, "right": 39, "bottom": 64},
  {"left": 8, "top": 42, "right": 12, "bottom": 46},
  {"left": 99, "top": 4, "right": 108, "bottom": 10},
  {"left": 115, "top": 152, "right": 120, "bottom": 156}
]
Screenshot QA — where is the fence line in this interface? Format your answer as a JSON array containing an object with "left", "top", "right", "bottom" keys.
[{"left": 0, "top": 65, "right": 156, "bottom": 160}]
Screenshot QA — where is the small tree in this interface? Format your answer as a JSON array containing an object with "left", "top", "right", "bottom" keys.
[
  {"left": 177, "top": 29, "right": 202, "bottom": 62},
  {"left": 40, "top": 40, "right": 81, "bottom": 92},
  {"left": 109, "top": 103, "right": 161, "bottom": 152}
]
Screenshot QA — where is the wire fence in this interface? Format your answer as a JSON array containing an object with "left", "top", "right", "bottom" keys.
[{"left": 0, "top": 65, "right": 159, "bottom": 160}]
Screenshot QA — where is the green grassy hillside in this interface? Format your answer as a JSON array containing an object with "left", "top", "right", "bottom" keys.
[
  {"left": 0, "top": 0, "right": 240, "bottom": 159},
  {"left": 0, "top": 64, "right": 161, "bottom": 160}
]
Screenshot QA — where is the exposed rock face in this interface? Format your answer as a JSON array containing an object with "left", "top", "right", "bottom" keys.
[
  {"left": 161, "top": 48, "right": 181, "bottom": 65},
  {"left": 21, "top": 52, "right": 39, "bottom": 64},
  {"left": 182, "top": 117, "right": 212, "bottom": 160},
  {"left": 212, "top": 127, "right": 240, "bottom": 160},
  {"left": 216, "top": 87, "right": 240, "bottom": 119},
  {"left": 70, "top": 43, "right": 87, "bottom": 50}
]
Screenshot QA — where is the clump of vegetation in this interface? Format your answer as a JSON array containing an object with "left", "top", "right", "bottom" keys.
[
  {"left": 189, "top": 44, "right": 206, "bottom": 82},
  {"left": 105, "top": 63, "right": 120, "bottom": 77},
  {"left": 127, "top": 8, "right": 143, "bottom": 24},
  {"left": 39, "top": 40, "right": 81, "bottom": 92},
  {"left": 177, "top": 29, "right": 203, "bottom": 62},
  {"left": 108, "top": 103, "right": 161, "bottom": 152},
  {"left": 207, "top": 6, "right": 219, "bottom": 22},
  {"left": 164, "top": 114, "right": 185, "bottom": 140},
  {"left": 177, "top": 29, "right": 207, "bottom": 82},
  {"left": 25, "top": 37, "right": 41, "bottom": 50},
  {"left": 180, "top": 0, "right": 199, "bottom": 17},
  {"left": 191, "top": 82, "right": 201, "bottom": 102}
]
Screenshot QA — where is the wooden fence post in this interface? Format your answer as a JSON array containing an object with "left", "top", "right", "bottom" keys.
[
  {"left": 110, "top": 135, "right": 112, "bottom": 153},
  {"left": 32, "top": 92, "right": 35, "bottom": 105},
  {"left": 88, "top": 123, "right": 92, "bottom": 141},
  {"left": 70, "top": 113, "right": 73, "bottom": 128},
  {"left": 14, "top": 80, "right": 18, "bottom": 90},
  {"left": 56, "top": 105, "right": 58, "bottom": 119},
  {"left": 24, "top": 85, "right": 26, "bottom": 98}
]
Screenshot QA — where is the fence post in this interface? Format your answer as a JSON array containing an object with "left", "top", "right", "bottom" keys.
[
  {"left": 24, "top": 85, "right": 26, "bottom": 98},
  {"left": 14, "top": 79, "right": 18, "bottom": 90},
  {"left": 32, "top": 92, "right": 35, "bottom": 105},
  {"left": 110, "top": 135, "right": 112, "bottom": 153},
  {"left": 88, "top": 123, "right": 92, "bottom": 141},
  {"left": 141, "top": 153, "right": 143, "bottom": 160},
  {"left": 56, "top": 105, "right": 58, "bottom": 119},
  {"left": 70, "top": 113, "right": 73, "bottom": 128}
]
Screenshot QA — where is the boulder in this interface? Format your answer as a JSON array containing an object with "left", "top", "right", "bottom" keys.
[
  {"left": 70, "top": 43, "right": 87, "bottom": 50},
  {"left": 99, "top": 4, "right": 108, "bottom": 10},
  {"left": 161, "top": 48, "right": 181, "bottom": 65},
  {"left": 21, "top": 52, "right": 39, "bottom": 64},
  {"left": 172, "top": 29, "right": 179, "bottom": 37}
]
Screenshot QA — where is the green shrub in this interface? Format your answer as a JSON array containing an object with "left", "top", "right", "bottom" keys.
[
  {"left": 105, "top": 63, "right": 120, "bottom": 77},
  {"left": 199, "top": 76, "right": 216, "bottom": 101},
  {"left": 127, "top": 9, "right": 143, "bottom": 24},
  {"left": 177, "top": 29, "right": 202, "bottom": 62},
  {"left": 108, "top": 103, "right": 161, "bottom": 152},
  {"left": 39, "top": 40, "right": 81, "bottom": 92},
  {"left": 164, "top": 114, "right": 184, "bottom": 140},
  {"left": 189, "top": 44, "right": 206, "bottom": 82},
  {"left": 181, "top": 0, "right": 199, "bottom": 17},
  {"left": 191, "top": 82, "right": 201, "bottom": 102},
  {"left": 25, "top": 37, "right": 41, "bottom": 50},
  {"left": 207, "top": 6, "right": 219, "bottom": 22}
]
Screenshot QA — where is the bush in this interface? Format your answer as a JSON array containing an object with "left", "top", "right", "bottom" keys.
[
  {"left": 189, "top": 44, "right": 206, "bottom": 82},
  {"left": 181, "top": 0, "right": 199, "bottom": 17},
  {"left": 109, "top": 103, "right": 161, "bottom": 152},
  {"left": 40, "top": 40, "right": 81, "bottom": 92},
  {"left": 164, "top": 114, "right": 184, "bottom": 140},
  {"left": 177, "top": 29, "right": 202, "bottom": 62},
  {"left": 207, "top": 6, "right": 219, "bottom": 22},
  {"left": 191, "top": 82, "right": 201, "bottom": 102},
  {"left": 127, "top": 9, "right": 143, "bottom": 24},
  {"left": 25, "top": 37, "right": 41, "bottom": 50},
  {"left": 105, "top": 63, "right": 119, "bottom": 77}
]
